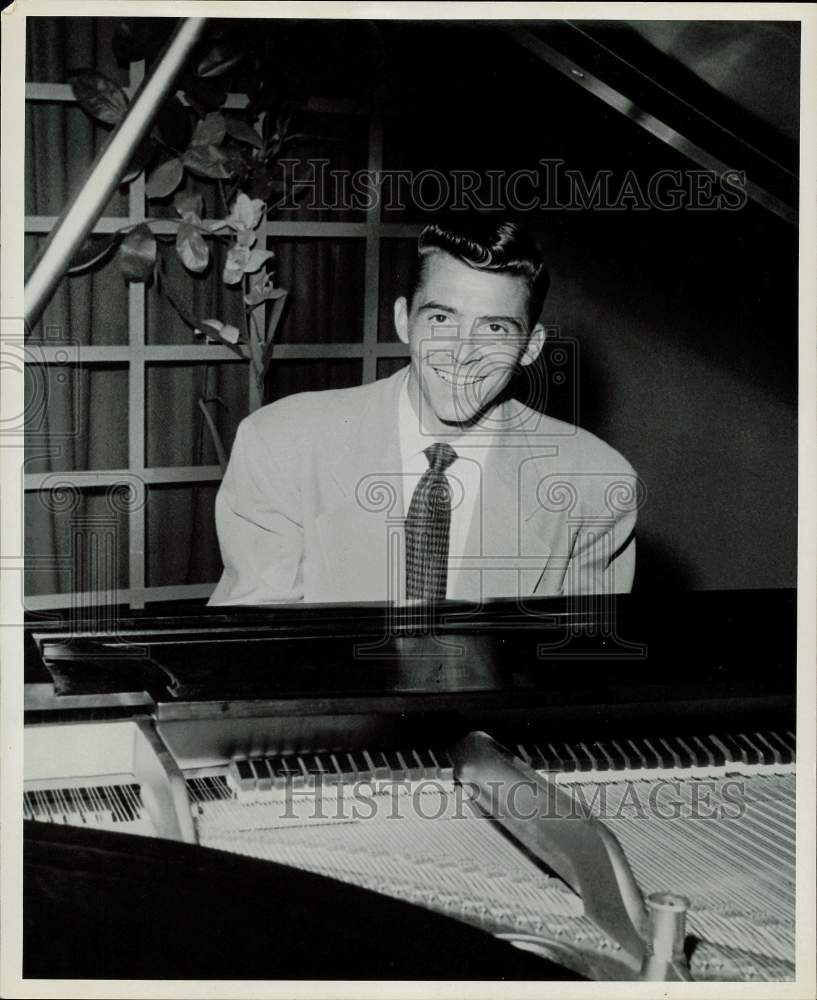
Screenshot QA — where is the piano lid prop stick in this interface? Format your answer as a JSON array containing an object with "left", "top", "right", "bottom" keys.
[
  {"left": 24, "top": 17, "right": 208, "bottom": 331},
  {"left": 450, "top": 730, "right": 692, "bottom": 980}
]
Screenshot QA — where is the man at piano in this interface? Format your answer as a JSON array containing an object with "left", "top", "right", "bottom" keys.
[{"left": 210, "top": 215, "right": 640, "bottom": 605}]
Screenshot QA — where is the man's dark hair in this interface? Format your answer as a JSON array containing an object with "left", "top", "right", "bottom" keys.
[{"left": 407, "top": 215, "right": 550, "bottom": 327}]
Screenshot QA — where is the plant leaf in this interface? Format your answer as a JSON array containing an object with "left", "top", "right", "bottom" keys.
[
  {"left": 176, "top": 221, "right": 209, "bottom": 273},
  {"left": 68, "top": 232, "right": 123, "bottom": 275},
  {"left": 223, "top": 244, "right": 249, "bottom": 285},
  {"left": 224, "top": 114, "right": 263, "bottom": 148},
  {"left": 190, "top": 111, "right": 226, "bottom": 148},
  {"left": 146, "top": 157, "right": 184, "bottom": 199},
  {"left": 227, "top": 191, "right": 265, "bottom": 231},
  {"left": 68, "top": 70, "right": 129, "bottom": 126},
  {"left": 218, "top": 323, "right": 241, "bottom": 345},
  {"left": 244, "top": 249, "right": 275, "bottom": 274},
  {"left": 181, "top": 72, "right": 229, "bottom": 114},
  {"left": 183, "top": 144, "right": 231, "bottom": 180},
  {"left": 197, "top": 43, "right": 244, "bottom": 79},
  {"left": 174, "top": 191, "right": 204, "bottom": 223},
  {"left": 119, "top": 223, "right": 156, "bottom": 282}
]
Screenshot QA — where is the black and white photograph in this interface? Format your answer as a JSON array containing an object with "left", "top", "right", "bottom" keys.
[{"left": 1, "top": 2, "right": 815, "bottom": 995}]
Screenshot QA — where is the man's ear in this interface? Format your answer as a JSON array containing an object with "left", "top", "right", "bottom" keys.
[
  {"left": 394, "top": 297, "right": 409, "bottom": 345},
  {"left": 520, "top": 323, "right": 546, "bottom": 367}
]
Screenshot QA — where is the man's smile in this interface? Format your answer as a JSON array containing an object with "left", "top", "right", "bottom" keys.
[{"left": 429, "top": 365, "right": 488, "bottom": 386}]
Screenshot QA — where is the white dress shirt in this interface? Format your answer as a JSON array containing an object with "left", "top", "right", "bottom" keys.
[{"left": 397, "top": 379, "right": 493, "bottom": 599}]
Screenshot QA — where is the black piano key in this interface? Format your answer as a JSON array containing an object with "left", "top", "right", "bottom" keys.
[
  {"left": 514, "top": 743, "right": 533, "bottom": 766},
  {"left": 269, "top": 756, "right": 305, "bottom": 785},
  {"left": 768, "top": 731, "right": 796, "bottom": 763},
  {"left": 230, "top": 758, "right": 255, "bottom": 791},
  {"left": 565, "top": 742, "right": 593, "bottom": 772},
  {"left": 593, "top": 741, "right": 618, "bottom": 771},
  {"left": 546, "top": 742, "right": 573, "bottom": 773},
  {"left": 302, "top": 755, "right": 327, "bottom": 777},
  {"left": 433, "top": 749, "right": 454, "bottom": 778},
  {"left": 639, "top": 738, "right": 667, "bottom": 769},
  {"left": 348, "top": 751, "right": 372, "bottom": 780},
  {"left": 657, "top": 738, "right": 683, "bottom": 769},
  {"left": 697, "top": 735, "right": 727, "bottom": 767},
  {"left": 383, "top": 750, "right": 407, "bottom": 780},
  {"left": 364, "top": 750, "right": 390, "bottom": 780},
  {"left": 586, "top": 742, "right": 610, "bottom": 771},
  {"left": 735, "top": 733, "right": 766, "bottom": 766},
  {"left": 398, "top": 750, "right": 424, "bottom": 781},
  {"left": 608, "top": 740, "right": 634, "bottom": 771},
  {"left": 684, "top": 736, "right": 717, "bottom": 767},
  {"left": 526, "top": 744, "right": 549, "bottom": 770},
  {"left": 413, "top": 748, "right": 437, "bottom": 778},
  {"left": 754, "top": 732, "right": 783, "bottom": 766},
  {"left": 625, "top": 739, "right": 650, "bottom": 769},
  {"left": 719, "top": 734, "right": 748, "bottom": 766},
  {"left": 249, "top": 758, "right": 272, "bottom": 791}
]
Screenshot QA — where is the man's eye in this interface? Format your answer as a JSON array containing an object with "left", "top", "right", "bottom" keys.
[
  {"left": 487, "top": 322, "right": 509, "bottom": 334},
  {"left": 429, "top": 313, "right": 451, "bottom": 324}
]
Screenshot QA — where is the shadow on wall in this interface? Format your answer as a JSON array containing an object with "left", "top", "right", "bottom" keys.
[
  {"left": 631, "top": 534, "right": 698, "bottom": 593},
  {"left": 511, "top": 350, "right": 698, "bottom": 593}
]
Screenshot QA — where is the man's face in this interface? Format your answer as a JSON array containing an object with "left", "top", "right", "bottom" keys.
[{"left": 394, "top": 251, "right": 545, "bottom": 430}]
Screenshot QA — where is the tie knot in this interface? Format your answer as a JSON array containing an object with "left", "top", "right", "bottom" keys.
[{"left": 425, "top": 442, "right": 457, "bottom": 474}]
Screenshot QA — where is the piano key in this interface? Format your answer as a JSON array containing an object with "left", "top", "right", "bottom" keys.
[
  {"left": 640, "top": 737, "right": 671, "bottom": 769},
  {"left": 525, "top": 744, "right": 550, "bottom": 770},
  {"left": 673, "top": 736, "right": 699, "bottom": 768},
  {"left": 609, "top": 740, "right": 635, "bottom": 771},
  {"left": 383, "top": 750, "right": 407, "bottom": 780},
  {"left": 719, "top": 734, "right": 749, "bottom": 766},
  {"left": 697, "top": 734, "right": 727, "bottom": 767},
  {"left": 625, "top": 738, "right": 650, "bottom": 769},
  {"left": 753, "top": 732, "right": 783, "bottom": 766},
  {"left": 428, "top": 748, "right": 453, "bottom": 780},
  {"left": 348, "top": 750, "right": 372, "bottom": 781},
  {"left": 301, "top": 755, "right": 327, "bottom": 778},
  {"left": 547, "top": 742, "right": 574, "bottom": 773},
  {"left": 279, "top": 756, "right": 308, "bottom": 787},
  {"left": 514, "top": 743, "right": 533, "bottom": 766},
  {"left": 569, "top": 742, "right": 594, "bottom": 772},
  {"left": 657, "top": 738, "right": 683, "bottom": 770},
  {"left": 766, "top": 731, "right": 795, "bottom": 764},
  {"left": 229, "top": 758, "right": 256, "bottom": 792},
  {"left": 593, "top": 741, "right": 618, "bottom": 771},
  {"left": 413, "top": 748, "right": 438, "bottom": 779},
  {"left": 735, "top": 733, "right": 766, "bottom": 766},
  {"left": 250, "top": 758, "right": 272, "bottom": 792}
]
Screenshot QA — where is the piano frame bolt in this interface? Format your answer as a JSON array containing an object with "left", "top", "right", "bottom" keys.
[{"left": 640, "top": 892, "right": 692, "bottom": 981}]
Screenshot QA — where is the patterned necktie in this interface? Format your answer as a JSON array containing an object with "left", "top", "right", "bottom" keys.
[{"left": 405, "top": 442, "right": 458, "bottom": 601}]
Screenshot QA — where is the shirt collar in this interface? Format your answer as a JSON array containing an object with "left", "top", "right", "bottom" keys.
[{"left": 398, "top": 375, "right": 495, "bottom": 465}]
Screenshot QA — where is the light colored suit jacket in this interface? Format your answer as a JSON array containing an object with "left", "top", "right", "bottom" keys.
[{"left": 209, "top": 367, "right": 640, "bottom": 605}]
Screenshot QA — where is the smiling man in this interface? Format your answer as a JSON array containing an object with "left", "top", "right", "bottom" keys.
[{"left": 210, "top": 215, "right": 639, "bottom": 606}]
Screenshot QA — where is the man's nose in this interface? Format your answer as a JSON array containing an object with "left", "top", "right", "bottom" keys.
[{"left": 451, "top": 337, "right": 484, "bottom": 366}]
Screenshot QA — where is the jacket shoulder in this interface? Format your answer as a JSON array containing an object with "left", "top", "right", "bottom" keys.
[
  {"left": 513, "top": 402, "right": 636, "bottom": 476},
  {"left": 244, "top": 373, "right": 392, "bottom": 434}
]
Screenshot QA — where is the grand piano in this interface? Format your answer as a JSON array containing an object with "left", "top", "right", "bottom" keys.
[{"left": 23, "top": 588, "right": 797, "bottom": 981}]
